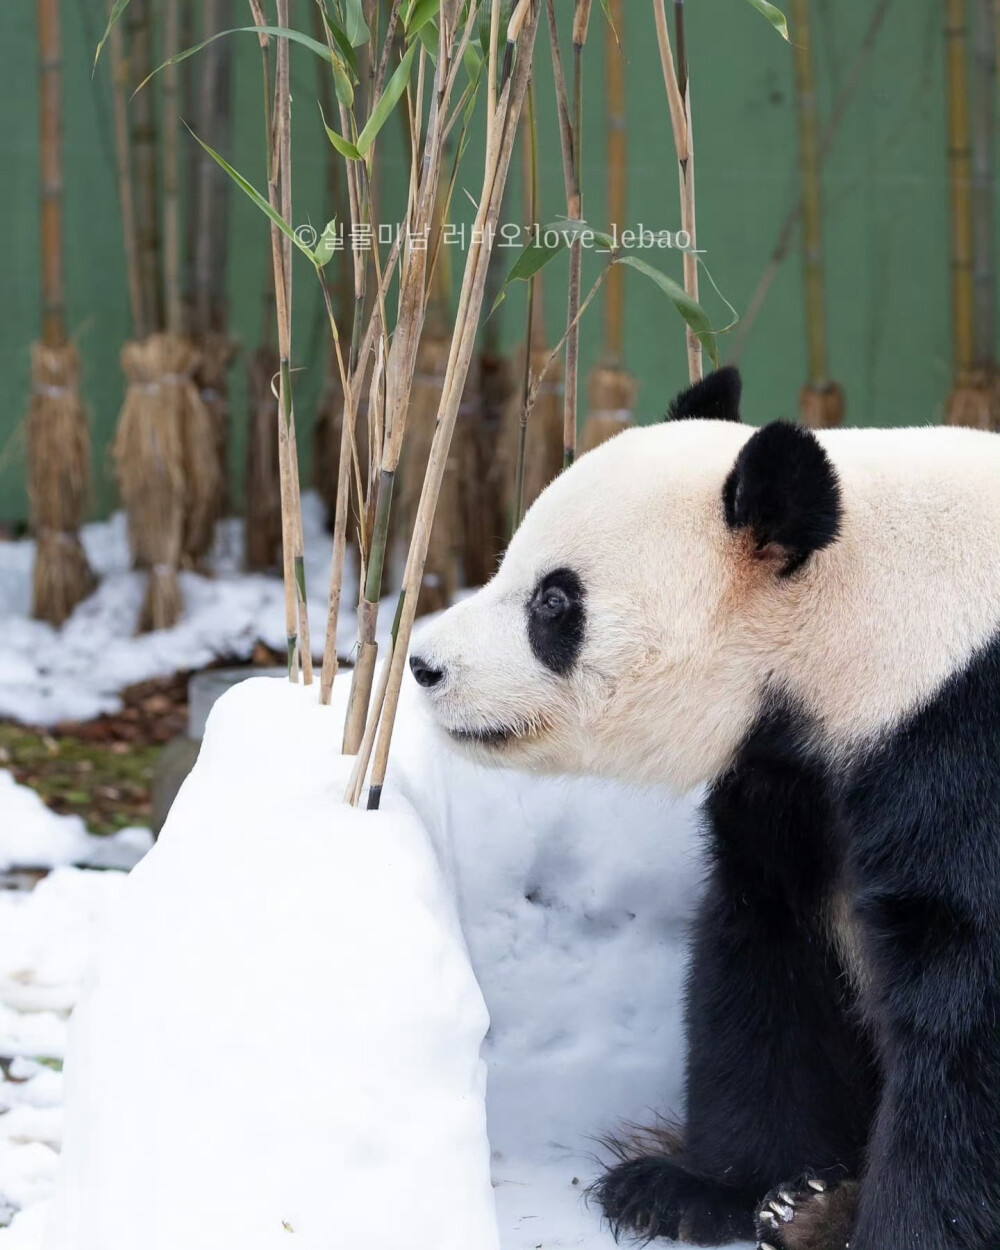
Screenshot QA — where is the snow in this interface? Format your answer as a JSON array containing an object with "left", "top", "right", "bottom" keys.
[
  {"left": 0, "top": 775, "right": 152, "bottom": 876},
  {"left": 0, "top": 497, "right": 394, "bottom": 727},
  {"left": 43, "top": 677, "right": 498, "bottom": 1250},
  {"left": 0, "top": 636, "right": 751, "bottom": 1246}
]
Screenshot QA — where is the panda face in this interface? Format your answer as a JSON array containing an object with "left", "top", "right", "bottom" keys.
[
  {"left": 410, "top": 418, "right": 763, "bottom": 791},
  {"left": 412, "top": 370, "right": 1000, "bottom": 793}
]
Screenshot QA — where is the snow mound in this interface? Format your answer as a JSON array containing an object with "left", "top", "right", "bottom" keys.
[{"left": 44, "top": 678, "right": 498, "bottom": 1250}]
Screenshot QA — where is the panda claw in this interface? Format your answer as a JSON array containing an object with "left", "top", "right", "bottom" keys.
[
  {"left": 769, "top": 1200, "right": 794, "bottom": 1221},
  {"left": 759, "top": 1242, "right": 778, "bottom": 1250},
  {"left": 807, "top": 1178, "right": 827, "bottom": 1192},
  {"left": 759, "top": 1209, "right": 778, "bottom": 1227},
  {"left": 778, "top": 1189, "right": 796, "bottom": 1205}
]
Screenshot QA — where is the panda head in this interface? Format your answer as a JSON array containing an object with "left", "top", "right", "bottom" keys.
[{"left": 410, "top": 367, "right": 842, "bottom": 791}]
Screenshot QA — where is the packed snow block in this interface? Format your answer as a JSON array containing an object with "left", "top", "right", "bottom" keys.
[{"left": 44, "top": 677, "right": 498, "bottom": 1250}]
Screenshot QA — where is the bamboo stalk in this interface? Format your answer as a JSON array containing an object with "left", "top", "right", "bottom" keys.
[
  {"left": 653, "top": 0, "right": 700, "bottom": 382},
  {"left": 944, "top": 0, "right": 997, "bottom": 427},
  {"left": 30, "top": 0, "right": 97, "bottom": 625},
  {"left": 790, "top": 0, "right": 845, "bottom": 428},
  {"left": 125, "top": 0, "right": 162, "bottom": 337},
  {"left": 791, "top": 0, "right": 827, "bottom": 388},
  {"left": 275, "top": 0, "right": 312, "bottom": 682},
  {"left": 38, "top": 0, "right": 64, "bottom": 349},
  {"left": 163, "top": 0, "right": 183, "bottom": 337},
  {"left": 578, "top": 0, "right": 636, "bottom": 454},
  {"left": 970, "top": 0, "right": 996, "bottom": 373},
  {"left": 512, "top": 80, "right": 541, "bottom": 530},
  {"left": 546, "top": 0, "right": 589, "bottom": 468},
  {"left": 731, "top": 0, "right": 892, "bottom": 362},
  {"left": 108, "top": 5, "right": 142, "bottom": 335},
  {"left": 605, "top": 0, "right": 627, "bottom": 367},
  {"left": 363, "top": 0, "right": 542, "bottom": 809},
  {"left": 339, "top": 2, "right": 481, "bottom": 745}
]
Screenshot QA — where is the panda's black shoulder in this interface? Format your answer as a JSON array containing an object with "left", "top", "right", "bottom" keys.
[{"left": 666, "top": 366, "right": 742, "bottom": 423}]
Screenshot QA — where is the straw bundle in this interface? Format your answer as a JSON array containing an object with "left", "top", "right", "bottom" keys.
[
  {"left": 113, "top": 334, "right": 186, "bottom": 632},
  {"left": 29, "top": 0, "right": 96, "bottom": 626},
  {"left": 193, "top": 331, "right": 238, "bottom": 524},
  {"left": 244, "top": 348, "right": 282, "bottom": 572},
  {"left": 170, "top": 335, "right": 224, "bottom": 569},
  {"left": 28, "top": 343, "right": 97, "bottom": 625},
  {"left": 580, "top": 363, "right": 638, "bottom": 453}
]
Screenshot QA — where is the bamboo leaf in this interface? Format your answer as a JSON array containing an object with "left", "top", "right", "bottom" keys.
[
  {"left": 329, "top": 43, "right": 356, "bottom": 108},
  {"left": 319, "top": 10, "right": 361, "bottom": 81},
  {"left": 417, "top": 20, "right": 440, "bottom": 63},
  {"left": 313, "top": 218, "right": 341, "bottom": 268},
  {"left": 596, "top": 0, "right": 622, "bottom": 51},
  {"left": 743, "top": 0, "right": 790, "bottom": 39},
  {"left": 405, "top": 0, "right": 441, "bottom": 38},
  {"left": 134, "top": 26, "right": 338, "bottom": 94},
  {"left": 339, "top": 0, "right": 371, "bottom": 46},
  {"left": 93, "top": 0, "right": 131, "bottom": 69},
  {"left": 490, "top": 219, "right": 595, "bottom": 312},
  {"left": 614, "top": 255, "right": 720, "bottom": 368},
  {"left": 184, "top": 125, "right": 319, "bottom": 265},
  {"left": 319, "top": 104, "right": 363, "bottom": 160},
  {"left": 356, "top": 41, "right": 418, "bottom": 156}
]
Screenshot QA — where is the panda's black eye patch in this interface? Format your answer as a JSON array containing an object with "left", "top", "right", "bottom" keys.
[{"left": 527, "top": 568, "right": 586, "bottom": 676}]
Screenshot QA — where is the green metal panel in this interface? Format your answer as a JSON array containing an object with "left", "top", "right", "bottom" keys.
[{"left": 0, "top": 0, "right": 988, "bottom": 524}]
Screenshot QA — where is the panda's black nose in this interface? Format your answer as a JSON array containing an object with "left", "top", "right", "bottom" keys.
[{"left": 409, "top": 654, "right": 444, "bottom": 689}]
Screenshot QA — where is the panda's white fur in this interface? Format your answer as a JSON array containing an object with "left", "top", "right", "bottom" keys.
[{"left": 413, "top": 419, "right": 1000, "bottom": 793}]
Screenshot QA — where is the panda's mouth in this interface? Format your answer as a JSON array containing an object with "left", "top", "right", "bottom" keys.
[{"left": 448, "top": 722, "right": 522, "bottom": 748}]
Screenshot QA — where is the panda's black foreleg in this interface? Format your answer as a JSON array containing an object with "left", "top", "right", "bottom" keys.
[
  {"left": 593, "top": 714, "right": 876, "bottom": 1245},
  {"left": 593, "top": 870, "right": 874, "bottom": 1245}
]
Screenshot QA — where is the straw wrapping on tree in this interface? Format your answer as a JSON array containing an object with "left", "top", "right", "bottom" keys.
[
  {"left": 29, "top": 0, "right": 96, "bottom": 626},
  {"left": 113, "top": 335, "right": 187, "bottom": 632},
  {"left": 28, "top": 343, "right": 97, "bottom": 626}
]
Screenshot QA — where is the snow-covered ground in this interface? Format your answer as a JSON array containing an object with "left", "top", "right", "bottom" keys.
[
  {"left": 0, "top": 510, "right": 748, "bottom": 1248},
  {"left": 0, "top": 495, "right": 392, "bottom": 727}
]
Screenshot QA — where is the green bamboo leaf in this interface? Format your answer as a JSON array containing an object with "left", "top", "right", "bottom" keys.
[
  {"left": 319, "top": 104, "right": 363, "bottom": 160},
  {"left": 490, "top": 219, "right": 594, "bottom": 312},
  {"left": 319, "top": 10, "right": 361, "bottom": 80},
  {"left": 614, "top": 255, "right": 720, "bottom": 368},
  {"left": 93, "top": 0, "right": 131, "bottom": 69},
  {"left": 743, "top": 0, "right": 790, "bottom": 39},
  {"left": 339, "top": 0, "right": 370, "bottom": 46},
  {"left": 417, "top": 20, "right": 440, "bottom": 63},
  {"left": 597, "top": 0, "right": 622, "bottom": 51},
  {"left": 313, "top": 218, "right": 341, "bottom": 268},
  {"left": 329, "top": 43, "right": 356, "bottom": 108},
  {"left": 184, "top": 124, "right": 319, "bottom": 264},
  {"left": 356, "top": 41, "right": 418, "bottom": 156},
  {"left": 134, "top": 26, "right": 337, "bottom": 94},
  {"left": 463, "top": 39, "right": 483, "bottom": 82},
  {"left": 405, "top": 0, "right": 441, "bottom": 38}
]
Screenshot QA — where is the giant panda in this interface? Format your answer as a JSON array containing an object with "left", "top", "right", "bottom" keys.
[{"left": 408, "top": 367, "right": 1000, "bottom": 1250}]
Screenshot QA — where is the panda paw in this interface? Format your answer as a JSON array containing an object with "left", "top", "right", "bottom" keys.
[
  {"left": 755, "top": 1174, "right": 858, "bottom": 1250},
  {"left": 591, "top": 1154, "right": 755, "bottom": 1244}
]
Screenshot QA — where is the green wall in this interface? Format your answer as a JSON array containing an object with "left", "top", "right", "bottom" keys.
[{"left": 0, "top": 0, "right": 985, "bottom": 524}]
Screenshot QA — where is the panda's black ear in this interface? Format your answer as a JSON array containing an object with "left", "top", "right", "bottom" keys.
[
  {"left": 666, "top": 366, "right": 742, "bottom": 422},
  {"left": 723, "top": 421, "right": 841, "bottom": 576}
]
